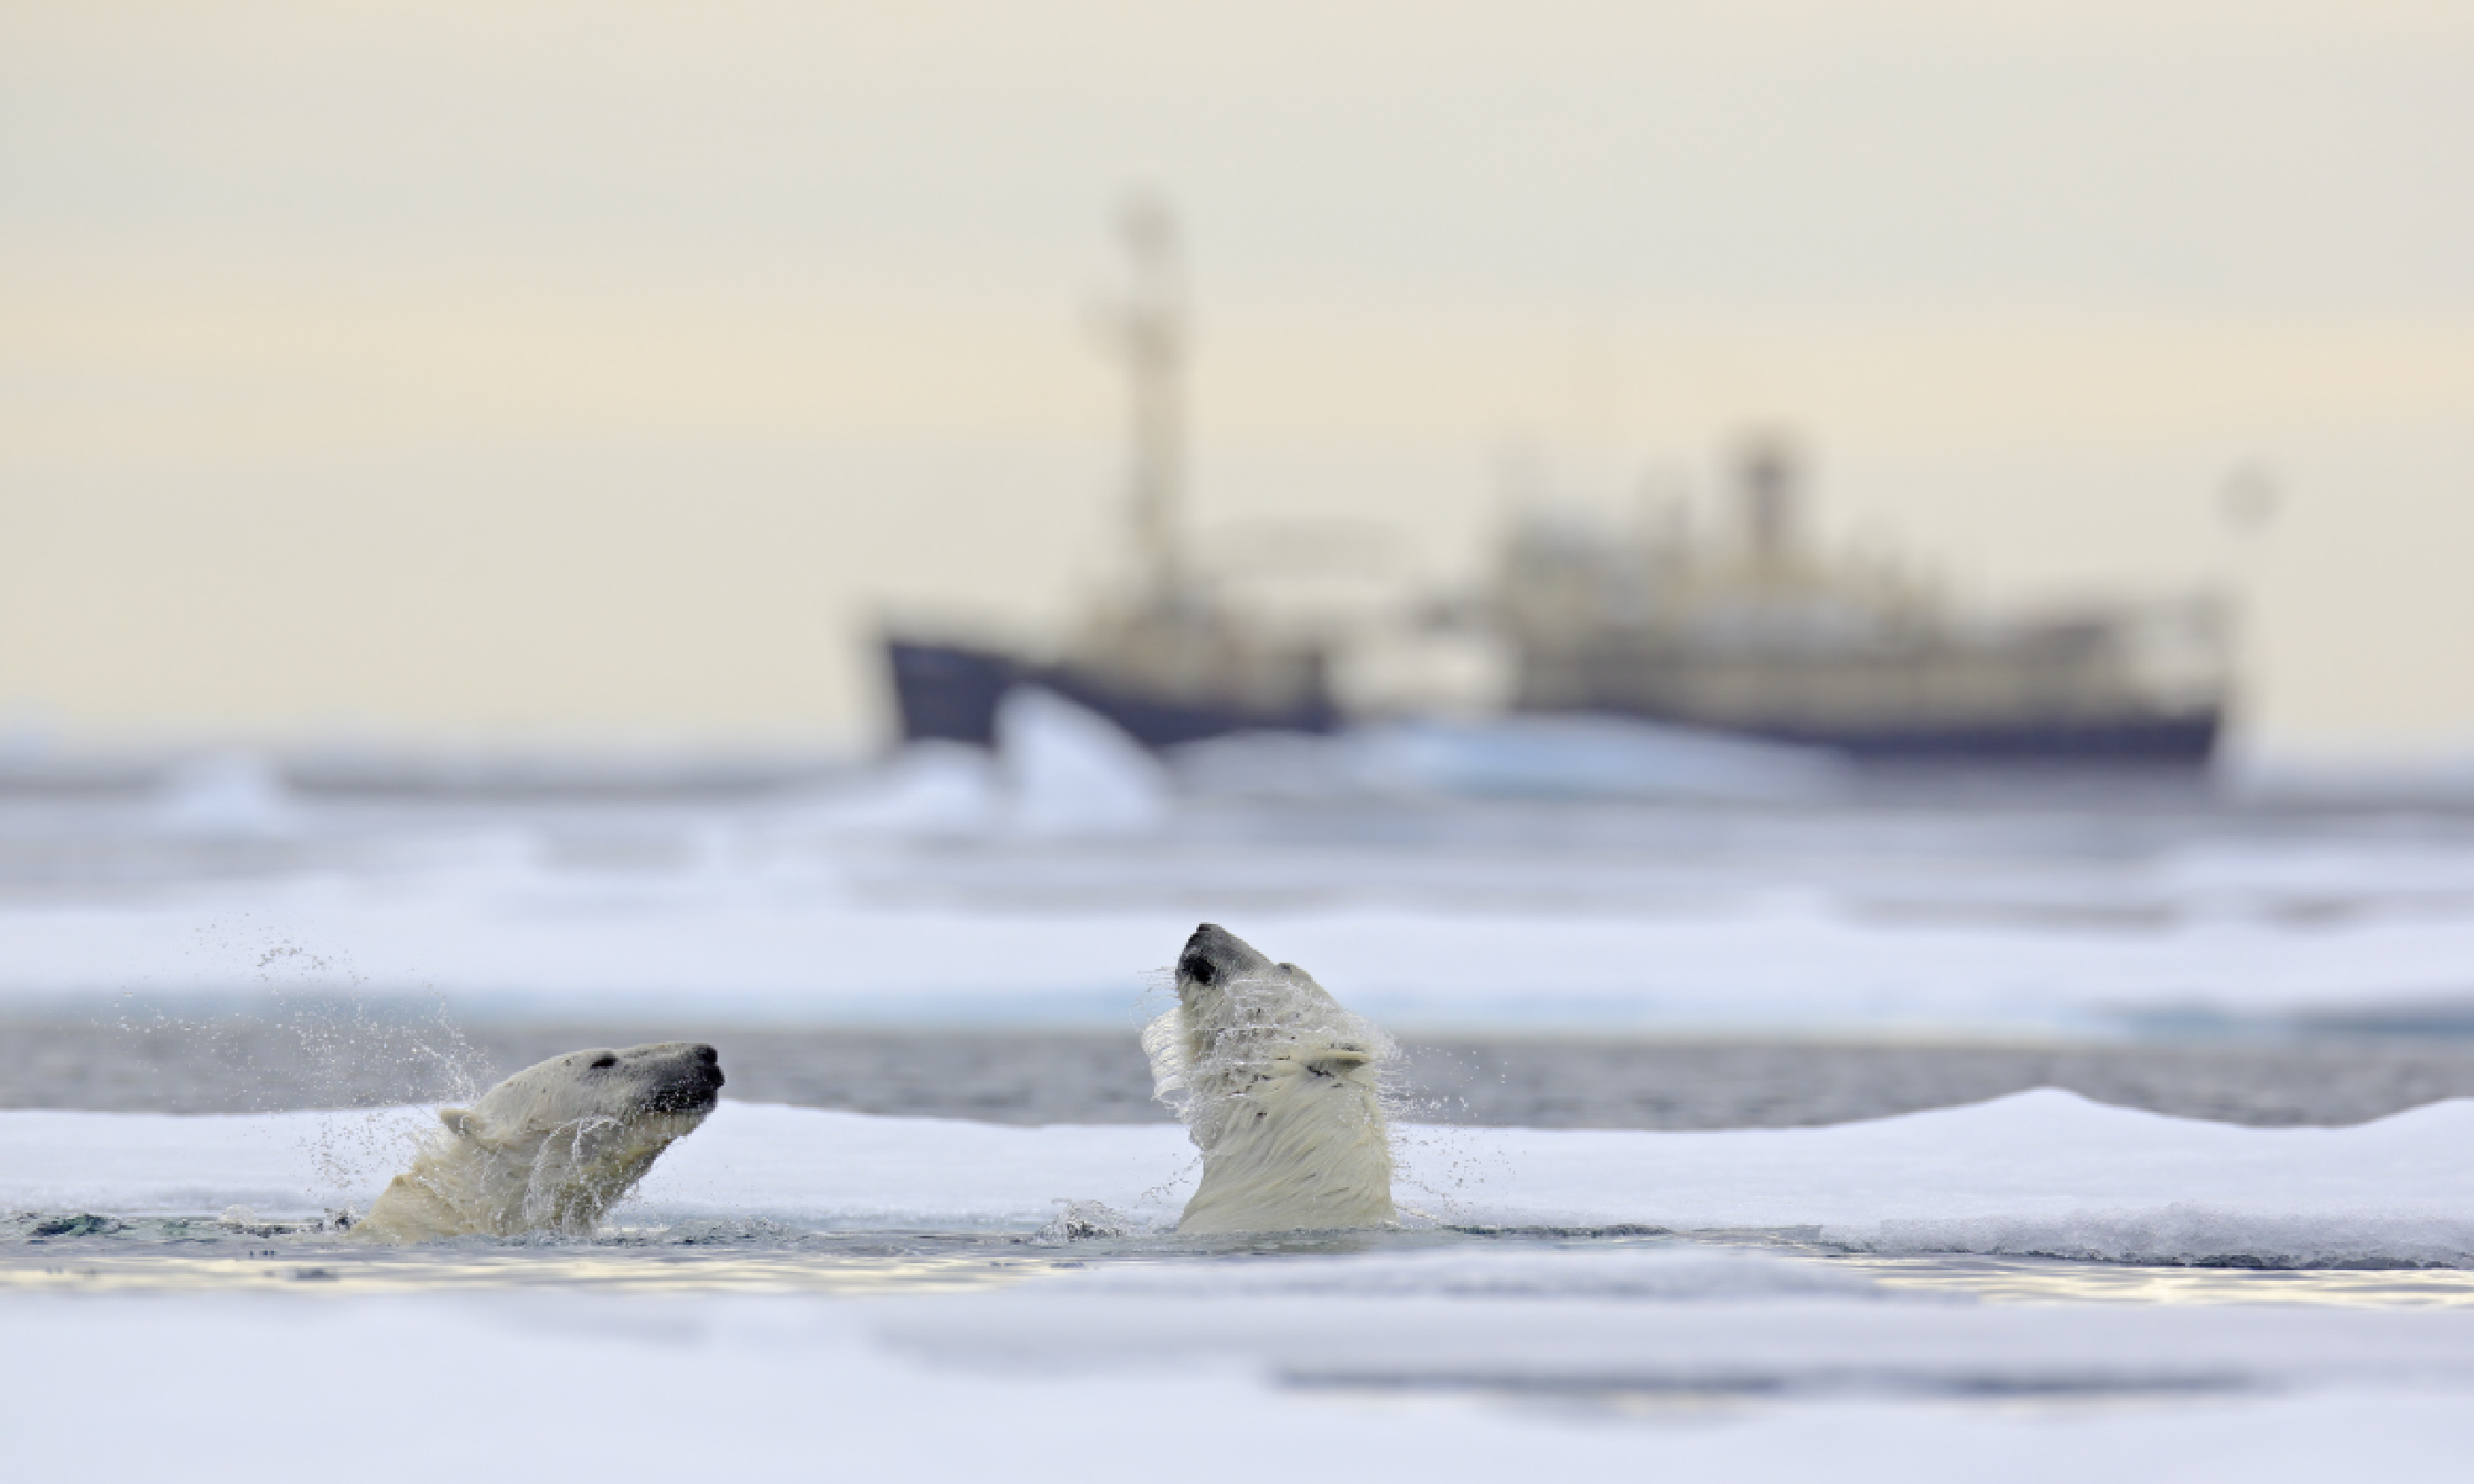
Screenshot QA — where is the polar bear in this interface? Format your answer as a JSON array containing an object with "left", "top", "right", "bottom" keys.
[
  {"left": 1142, "top": 923, "right": 1395, "bottom": 1234},
  {"left": 352, "top": 1041, "right": 724, "bottom": 1243}
]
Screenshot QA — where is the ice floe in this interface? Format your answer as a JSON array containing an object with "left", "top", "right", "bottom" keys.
[
  {"left": 12, "top": 1289, "right": 2474, "bottom": 1483},
  {"left": 9, "top": 1090, "right": 2472, "bottom": 1267}
]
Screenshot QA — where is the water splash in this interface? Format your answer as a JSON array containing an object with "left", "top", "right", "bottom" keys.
[
  {"left": 1142, "top": 967, "right": 1397, "bottom": 1146},
  {"left": 108, "top": 935, "right": 492, "bottom": 1211},
  {"left": 1037, "top": 1200, "right": 1139, "bottom": 1242}
]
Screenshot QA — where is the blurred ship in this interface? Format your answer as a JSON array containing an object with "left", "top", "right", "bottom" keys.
[
  {"left": 885, "top": 204, "right": 2228, "bottom": 768},
  {"left": 884, "top": 196, "right": 1341, "bottom": 750},
  {"left": 1491, "top": 436, "right": 2230, "bottom": 766}
]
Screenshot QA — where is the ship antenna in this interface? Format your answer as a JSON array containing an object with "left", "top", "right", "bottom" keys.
[{"left": 1099, "top": 191, "right": 1187, "bottom": 604}]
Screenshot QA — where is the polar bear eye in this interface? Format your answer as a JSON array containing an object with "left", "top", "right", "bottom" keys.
[{"left": 588, "top": 1054, "right": 618, "bottom": 1070}]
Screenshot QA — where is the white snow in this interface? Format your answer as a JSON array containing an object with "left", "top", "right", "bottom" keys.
[
  {"left": 877, "top": 1265, "right": 2474, "bottom": 1390},
  {"left": 149, "top": 750, "right": 305, "bottom": 839},
  {"left": 778, "top": 742, "right": 1001, "bottom": 837},
  {"left": 10, "top": 1283, "right": 2474, "bottom": 1483},
  {"left": 1428, "top": 1087, "right": 2474, "bottom": 1234},
  {"left": 5, "top": 766, "right": 2474, "bottom": 1034},
  {"left": 12, "top": 879, "right": 2474, "bottom": 1034}
]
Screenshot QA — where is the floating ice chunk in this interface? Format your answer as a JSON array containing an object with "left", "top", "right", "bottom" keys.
[
  {"left": 784, "top": 744, "right": 1001, "bottom": 837},
  {"left": 771, "top": 691, "right": 1165, "bottom": 840},
  {"left": 1172, "top": 715, "right": 1843, "bottom": 801},
  {"left": 151, "top": 751, "right": 304, "bottom": 839},
  {"left": 997, "top": 688, "right": 1169, "bottom": 837},
  {"left": 1351, "top": 716, "right": 1845, "bottom": 800}
]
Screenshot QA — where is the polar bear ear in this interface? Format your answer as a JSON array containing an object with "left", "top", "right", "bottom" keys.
[
  {"left": 438, "top": 1107, "right": 495, "bottom": 1144},
  {"left": 1304, "top": 1044, "right": 1374, "bottom": 1073}
]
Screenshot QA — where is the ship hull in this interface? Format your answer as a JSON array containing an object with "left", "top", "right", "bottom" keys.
[
  {"left": 1535, "top": 704, "right": 2222, "bottom": 768},
  {"left": 884, "top": 637, "right": 1341, "bottom": 750},
  {"left": 1746, "top": 713, "right": 2220, "bottom": 766},
  {"left": 884, "top": 638, "right": 1017, "bottom": 746},
  {"left": 890, "top": 636, "right": 2219, "bottom": 766}
]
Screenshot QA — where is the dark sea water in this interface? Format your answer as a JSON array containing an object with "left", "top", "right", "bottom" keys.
[{"left": 8, "top": 1013, "right": 2474, "bottom": 1128}]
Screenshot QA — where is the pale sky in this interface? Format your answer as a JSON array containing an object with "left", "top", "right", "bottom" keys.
[{"left": 1, "top": 1, "right": 2469, "bottom": 753}]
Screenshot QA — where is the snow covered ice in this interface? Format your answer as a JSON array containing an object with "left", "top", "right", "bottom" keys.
[
  {"left": 7, "top": 755, "right": 2474, "bottom": 1478},
  {"left": 9, "top": 1098, "right": 2474, "bottom": 1480},
  {"left": 7, "top": 735, "right": 2474, "bottom": 1036},
  {"left": 12, "top": 1092, "right": 2474, "bottom": 1262}
]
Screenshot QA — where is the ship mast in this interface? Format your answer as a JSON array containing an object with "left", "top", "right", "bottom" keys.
[{"left": 1099, "top": 193, "right": 1187, "bottom": 603}]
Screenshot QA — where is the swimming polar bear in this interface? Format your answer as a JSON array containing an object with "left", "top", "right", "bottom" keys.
[
  {"left": 1143, "top": 923, "right": 1395, "bottom": 1234},
  {"left": 353, "top": 1042, "right": 724, "bottom": 1243}
]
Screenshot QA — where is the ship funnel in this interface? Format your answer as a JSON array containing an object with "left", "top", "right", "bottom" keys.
[
  {"left": 1735, "top": 431, "right": 1802, "bottom": 569},
  {"left": 1100, "top": 190, "right": 1188, "bottom": 599}
]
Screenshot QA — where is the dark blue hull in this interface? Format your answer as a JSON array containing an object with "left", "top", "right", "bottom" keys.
[
  {"left": 884, "top": 637, "right": 1341, "bottom": 750},
  {"left": 883, "top": 640, "right": 1017, "bottom": 747},
  {"left": 1732, "top": 713, "right": 2223, "bottom": 767}
]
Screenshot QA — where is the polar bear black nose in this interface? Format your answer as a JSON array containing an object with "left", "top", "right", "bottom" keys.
[{"left": 1180, "top": 923, "right": 1233, "bottom": 984}]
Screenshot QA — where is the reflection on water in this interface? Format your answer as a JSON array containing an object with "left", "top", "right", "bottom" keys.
[
  {"left": 9, "top": 1214, "right": 2471, "bottom": 1305},
  {"left": 0, "top": 1222, "right": 1070, "bottom": 1296},
  {"left": 1841, "top": 1251, "right": 2474, "bottom": 1308}
]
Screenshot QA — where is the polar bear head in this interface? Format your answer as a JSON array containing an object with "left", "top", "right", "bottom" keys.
[
  {"left": 1164, "top": 923, "right": 1387, "bottom": 1094},
  {"left": 1144, "top": 923, "right": 1395, "bottom": 1234},
  {"left": 354, "top": 1041, "right": 723, "bottom": 1242}
]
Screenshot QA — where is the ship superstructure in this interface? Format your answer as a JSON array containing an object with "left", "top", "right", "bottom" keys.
[{"left": 1494, "top": 437, "right": 2229, "bottom": 764}]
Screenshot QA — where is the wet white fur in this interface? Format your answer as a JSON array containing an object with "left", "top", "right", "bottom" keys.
[
  {"left": 1145, "top": 949, "right": 1395, "bottom": 1235},
  {"left": 353, "top": 1047, "right": 712, "bottom": 1243}
]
